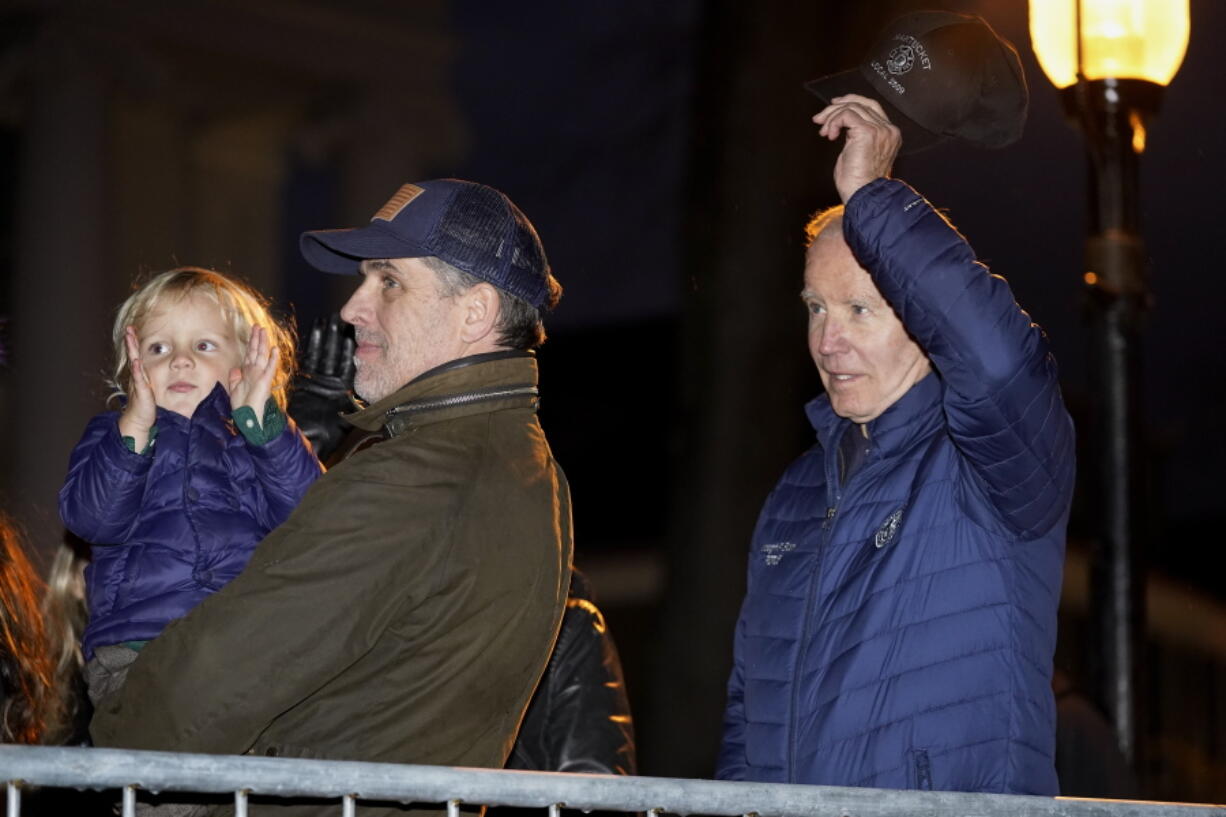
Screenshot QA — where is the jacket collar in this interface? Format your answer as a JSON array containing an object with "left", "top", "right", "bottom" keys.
[
  {"left": 152, "top": 381, "right": 233, "bottom": 429},
  {"left": 806, "top": 370, "right": 943, "bottom": 459},
  {"left": 344, "top": 350, "right": 540, "bottom": 436}
]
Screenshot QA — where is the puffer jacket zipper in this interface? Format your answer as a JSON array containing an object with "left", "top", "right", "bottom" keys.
[{"left": 787, "top": 433, "right": 848, "bottom": 781}]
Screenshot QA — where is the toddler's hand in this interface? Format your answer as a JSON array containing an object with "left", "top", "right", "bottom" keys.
[
  {"left": 118, "top": 326, "right": 157, "bottom": 450},
  {"left": 228, "top": 326, "right": 280, "bottom": 426}
]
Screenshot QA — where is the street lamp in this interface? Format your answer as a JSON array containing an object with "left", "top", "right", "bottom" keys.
[{"left": 1028, "top": 0, "right": 1189, "bottom": 771}]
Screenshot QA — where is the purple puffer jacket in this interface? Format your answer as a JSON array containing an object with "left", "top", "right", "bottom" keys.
[{"left": 60, "top": 383, "right": 323, "bottom": 660}]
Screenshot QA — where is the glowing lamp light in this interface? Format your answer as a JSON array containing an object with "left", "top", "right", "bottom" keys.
[{"left": 1029, "top": 0, "right": 1190, "bottom": 88}]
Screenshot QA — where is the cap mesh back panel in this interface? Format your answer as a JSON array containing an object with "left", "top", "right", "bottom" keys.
[{"left": 434, "top": 185, "right": 547, "bottom": 305}]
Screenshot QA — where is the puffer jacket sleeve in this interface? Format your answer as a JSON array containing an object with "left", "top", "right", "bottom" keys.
[
  {"left": 715, "top": 606, "right": 749, "bottom": 779},
  {"left": 245, "top": 419, "right": 324, "bottom": 530},
  {"left": 844, "top": 178, "right": 1075, "bottom": 540},
  {"left": 58, "top": 413, "right": 153, "bottom": 545}
]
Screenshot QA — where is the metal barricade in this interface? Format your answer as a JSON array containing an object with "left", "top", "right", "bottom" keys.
[{"left": 1, "top": 746, "right": 1223, "bottom": 817}]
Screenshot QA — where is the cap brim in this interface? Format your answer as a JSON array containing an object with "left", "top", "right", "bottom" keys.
[
  {"left": 300, "top": 222, "right": 433, "bottom": 275},
  {"left": 804, "top": 67, "right": 945, "bottom": 156}
]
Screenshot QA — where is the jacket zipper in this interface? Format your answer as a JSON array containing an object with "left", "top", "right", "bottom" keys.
[
  {"left": 787, "top": 448, "right": 843, "bottom": 781},
  {"left": 384, "top": 384, "right": 539, "bottom": 419},
  {"left": 786, "top": 427, "right": 874, "bottom": 781}
]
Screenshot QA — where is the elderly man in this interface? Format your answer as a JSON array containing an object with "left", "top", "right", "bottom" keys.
[
  {"left": 92, "top": 179, "right": 574, "bottom": 814},
  {"left": 716, "top": 93, "right": 1075, "bottom": 795}
]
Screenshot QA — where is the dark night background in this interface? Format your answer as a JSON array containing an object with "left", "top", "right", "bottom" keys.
[{"left": 0, "top": 0, "right": 1222, "bottom": 803}]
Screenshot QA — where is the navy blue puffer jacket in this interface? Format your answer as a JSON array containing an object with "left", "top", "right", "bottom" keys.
[
  {"left": 717, "top": 180, "right": 1075, "bottom": 794},
  {"left": 60, "top": 384, "right": 322, "bottom": 659}
]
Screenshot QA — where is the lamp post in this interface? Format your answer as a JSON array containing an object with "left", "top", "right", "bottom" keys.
[{"left": 1029, "top": 0, "right": 1189, "bottom": 770}]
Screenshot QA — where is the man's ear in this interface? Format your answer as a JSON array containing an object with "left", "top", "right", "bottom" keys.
[{"left": 458, "top": 282, "right": 501, "bottom": 344}]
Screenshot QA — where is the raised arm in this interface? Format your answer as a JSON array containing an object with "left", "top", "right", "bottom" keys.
[
  {"left": 814, "top": 93, "right": 1073, "bottom": 538},
  {"left": 843, "top": 179, "right": 1074, "bottom": 538},
  {"left": 229, "top": 325, "right": 325, "bottom": 529},
  {"left": 58, "top": 414, "right": 152, "bottom": 544},
  {"left": 245, "top": 420, "right": 324, "bottom": 530}
]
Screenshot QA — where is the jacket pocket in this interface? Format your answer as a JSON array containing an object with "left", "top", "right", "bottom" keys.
[{"left": 911, "top": 748, "right": 933, "bottom": 791}]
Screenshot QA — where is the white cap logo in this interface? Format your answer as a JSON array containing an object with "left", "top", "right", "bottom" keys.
[{"left": 887, "top": 45, "right": 915, "bottom": 75}]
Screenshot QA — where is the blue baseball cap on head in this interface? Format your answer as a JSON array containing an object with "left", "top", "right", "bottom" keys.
[{"left": 300, "top": 179, "right": 556, "bottom": 309}]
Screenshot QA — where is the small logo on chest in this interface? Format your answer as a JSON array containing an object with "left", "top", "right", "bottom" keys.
[
  {"left": 874, "top": 508, "right": 904, "bottom": 549},
  {"left": 761, "top": 541, "right": 796, "bottom": 565}
]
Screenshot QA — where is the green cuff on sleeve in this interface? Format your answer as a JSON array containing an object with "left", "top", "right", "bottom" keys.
[
  {"left": 234, "top": 399, "right": 287, "bottom": 446},
  {"left": 121, "top": 425, "right": 159, "bottom": 455}
]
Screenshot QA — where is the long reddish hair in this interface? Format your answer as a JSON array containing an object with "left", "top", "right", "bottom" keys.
[{"left": 0, "top": 513, "right": 54, "bottom": 743}]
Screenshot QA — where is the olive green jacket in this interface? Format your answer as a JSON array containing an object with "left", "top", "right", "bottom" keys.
[{"left": 91, "top": 351, "right": 574, "bottom": 816}]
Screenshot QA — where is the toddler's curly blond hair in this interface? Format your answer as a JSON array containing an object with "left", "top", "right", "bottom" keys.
[{"left": 108, "top": 267, "right": 296, "bottom": 410}]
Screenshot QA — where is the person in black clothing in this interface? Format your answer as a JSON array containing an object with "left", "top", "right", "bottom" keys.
[{"left": 508, "top": 568, "right": 635, "bottom": 775}]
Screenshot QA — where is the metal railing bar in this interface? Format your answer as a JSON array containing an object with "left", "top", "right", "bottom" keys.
[{"left": 0, "top": 746, "right": 1221, "bottom": 817}]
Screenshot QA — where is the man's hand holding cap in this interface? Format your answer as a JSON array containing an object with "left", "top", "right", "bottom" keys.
[{"left": 813, "top": 94, "right": 902, "bottom": 204}]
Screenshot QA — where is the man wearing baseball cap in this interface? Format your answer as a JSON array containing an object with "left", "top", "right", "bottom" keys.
[
  {"left": 717, "top": 12, "right": 1074, "bottom": 795},
  {"left": 94, "top": 180, "right": 574, "bottom": 816}
]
